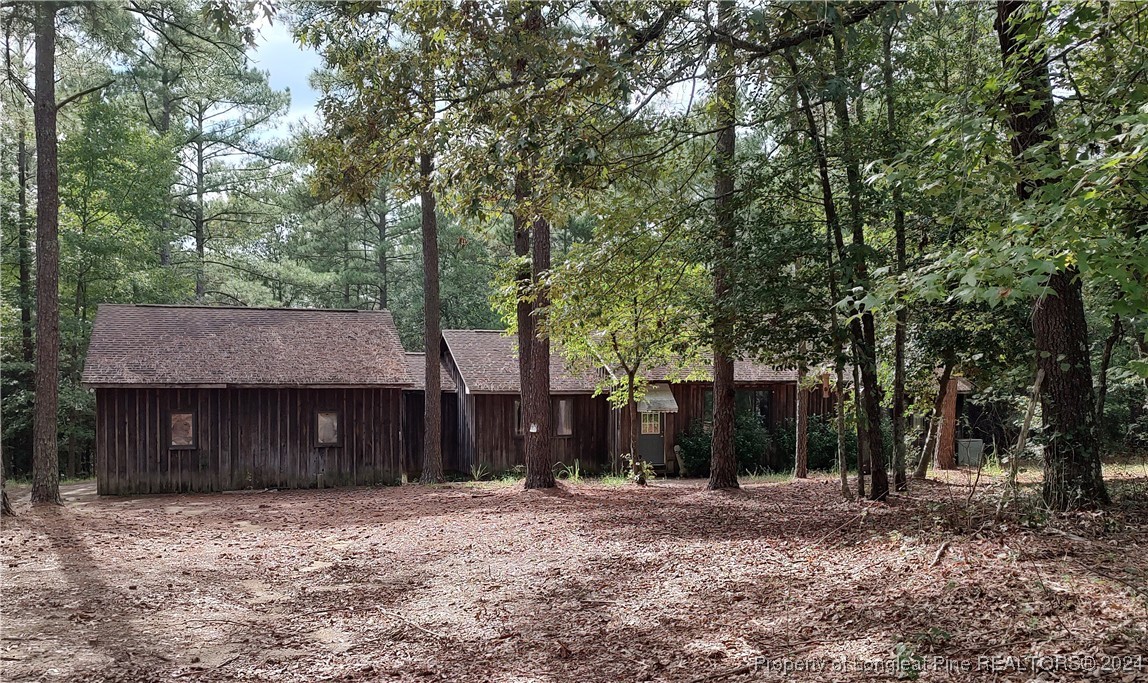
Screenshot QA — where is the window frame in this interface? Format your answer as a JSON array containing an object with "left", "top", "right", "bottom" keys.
[
  {"left": 640, "top": 412, "right": 661, "bottom": 435},
  {"left": 315, "top": 410, "right": 342, "bottom": 447},
  {"left": 168, "top": 410, "right": 197, "bottom": 450},
  {"left": 554, "top": 398, "right": 573, "bottom": 437}
]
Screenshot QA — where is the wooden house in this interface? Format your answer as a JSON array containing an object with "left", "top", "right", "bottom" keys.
[
  {"left": 609, "top": 361, "right": 837, "bottom": 473},
  {"left": 82, "top": 304, "right": 412, "bottom": 495},
  {"left": 441, "top": 330, "right": 611, "bottom": 474}
]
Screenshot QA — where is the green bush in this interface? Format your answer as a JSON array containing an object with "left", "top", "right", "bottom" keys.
[
  {"left": 678, "top": 412, "right": 772, "bottom": 476},
  {"left": 771, "top": 414, "right": 857, "bottom": 472},
  {"left": 677, "top": 420, "right": 712, "bottom": 477}
]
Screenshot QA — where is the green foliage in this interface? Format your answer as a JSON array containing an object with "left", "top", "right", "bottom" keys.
[{"left": 554, "top": 459, "right": 583, "bottom": 483}]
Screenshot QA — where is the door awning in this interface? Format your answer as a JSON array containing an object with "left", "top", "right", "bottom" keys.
[{"left": 637, "top": 383, "right": 679, "bottom": 413}]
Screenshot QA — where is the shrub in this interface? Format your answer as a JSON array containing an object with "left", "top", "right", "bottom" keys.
[
  {"left": 772, "top": 414, "right": 857, "bottom": 472},
  {"left": 677, "top": 412, "right": 773, "bottom": 477}
]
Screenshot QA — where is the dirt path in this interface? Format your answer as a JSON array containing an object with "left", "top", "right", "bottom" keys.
[{"left": 1, "top": 474, "right": 1145, "bottom": 682}]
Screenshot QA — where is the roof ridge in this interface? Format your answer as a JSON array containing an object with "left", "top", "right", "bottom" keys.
[{"left": 125, "top": 303, "right": 381, "bottom": 314}]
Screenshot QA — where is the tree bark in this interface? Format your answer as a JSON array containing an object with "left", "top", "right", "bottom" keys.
[
  {"left": 376, "top": 184, "right": 389, "bottom": 310},
  {"left": 707, "top": 0, "right": 739, "bottom": 491},
  {"left": 626, "top": 370, "right": 645, "bottom": 485},
  {"left": 31, "top": 0, "right": 62, "bottom": 506},
  {"left": 194, "top": 106, "right": 207, "bottom": 302},
  {"left": 17, "top": 126, "right": 34, "bottom": 364},
  {"left": 835, "top": 358, "right": 851, "bottom": 499},
  {"left": 913, "top": 362, "right": 953, "bottom": 479},
  {"left": 852, "top": 353, "right": 866, "bottom": 499},
  {"left": 935, "top": 376, "right": 958, "bottom": 469},
  {"left": 524, "top": 211, "right": 555, "bottom": 490},
  {"left": 419, "top": 148, "right": 443, "bottom": 484},
  {"left": 996, "top": 1, "right": 1108, "bottom": 509},
  {"left": 794, "top": 363, "right": 808, "bottom": 478},
  {"left": 832, "top": 31, "right": 888, "bottom": 501},
  {"left": 883, "top": 13, "right": 908, "bottom": 492},
  {"left": 1095, "top": 313, "right": 1122, "bottom": 440}
]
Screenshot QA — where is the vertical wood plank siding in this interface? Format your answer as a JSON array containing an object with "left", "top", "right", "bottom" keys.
[
  {"left": 401, "top": 392, "right": 460, "bottom": 474},
  {"left": 96, "top": 387, "right": 403, "bottom": 495}
]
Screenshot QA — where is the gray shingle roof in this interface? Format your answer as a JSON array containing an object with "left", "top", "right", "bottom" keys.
[
  {"left": 82, "top": 304, "right": 411, "bottom": 387},
  {"left": 642, "top": 360, "right": 798, "bottom": 383},
  {"left": 441, "top": 330, "right": 599, "bottom": 394},
  {"left": 404, "top": 352, "right": 457, "bottom": 392}
]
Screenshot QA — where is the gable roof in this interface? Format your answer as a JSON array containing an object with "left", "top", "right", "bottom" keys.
[
  {"left": 441, "top": 329, "right": 599, "bottom": 394},
  {"left": 404, "top": 352, "right": 457, "bottom": 392},
  {"left": 82, "top": 304, "right": 411, "bottom": 387}
]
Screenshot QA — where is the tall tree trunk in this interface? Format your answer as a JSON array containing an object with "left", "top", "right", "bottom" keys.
[
  {"left": 935, "top": 376, "right": 958, "bottom": 469},
  {"left": 376, "top": 184, "right": 389, "bottom": 310},
  {"left": 626, "top": 370, "right": 645, "bottom": 485},
  {"left": 524, "top": 211, "right": 555, "bottom": 489},
  {"left": 996, "top": 1, "right": 1107, "bottom": 510},
  {"left": 852, "top": 352, "right": 866, "bottom": 499},
  {"left": 708, "top": 0, "right": 739, "bottom": 491},
  {"left": 513, "top": 172, "right": 535, "bottom": 481},
  {"left": 17, "top": 126, "right": 34, "bottom": 364},
  {"left": 419, "top": 148, "right": 443, "bottom": 484},
  {"left": 794, "top": 360, "right": 808, "bottom": 479},
  {"left": 883, "top": 14, "right": 908, "bottom": 492},
  {"left": 835, "top": 358, "right": 851, "bottom": 499},
  {"left": 1095, "top": 313, "right": 1122, "bottom": 441},
  {"left": 832, "top": 31, "right": 888, "bottom": 501},
  {"left": 913, "top": 361, "right": 953, "bottom": 479},
  {"left": 194, "top": 117, "right": 206, "bottom": 302},
  {"left": 31, "top": 0, "right": 62, "bottom": 506}
]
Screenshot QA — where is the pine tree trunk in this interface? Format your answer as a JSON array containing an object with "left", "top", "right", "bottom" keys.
[
  {"left": 852, "top": 356, "right": 866, "bottom": 499},
  {"left": 1, "top": 439, "right": 14, "bottom": 517},
  {"left": 1095, "top": 313, "right": 1121, "bottom": 442},
  {"left": 419, "top": 148, "right": 443, "bottom": 484},
  {"left": 884, "top": 17, "right": 908, "bottom": 492},
  {"left": 708, "top": 0, "right": 739, "bottom": 491},
  {"left": 914, "top": 362, "right": 953, "bottom": 479},
  {"left": 935, "top": 376, "right": 958, "bottom": 469},
  {"left": 835, "top": 358, "right": 851, "bottom": 499},
  {"left": 524, "top": 213, "right": 554, "bottom": 490},
  {"left": 794, "top": 364, "right": 808, "bottom": 478},
  {"left": 627, "top": 371, "right": 645, "bottom": 486},
  {"left": 376, "top": 184, "right": 389, "bottom": 310},
  {"left": 996, "top": 1, "right": 1107, "bottom": 510},
  {"left": 31, "top": 0, "right": 62, "bottom": 506},
  {"left": 832, "top": 31, "right": 888, "bottom": 501},
  {"left": 17, "top": 126, "right": 34, "bottom": 364}
]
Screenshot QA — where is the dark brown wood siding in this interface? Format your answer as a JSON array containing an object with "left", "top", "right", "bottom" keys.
[
  {"left": 608, "top": 382, "right": 838, "bottom": 469},
  {"left": 401, "top": 391, "right": 461, "bottom": 474},
  {"left": 455, "top": 393, "right": 610, "bottom": 474},
  {"left": 95, "top": 386, "right": 403, "bottom": 495}
]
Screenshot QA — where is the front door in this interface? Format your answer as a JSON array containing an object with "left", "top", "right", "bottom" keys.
[{"left": 637, "top": 412, "right": 665, "bottom": 465}]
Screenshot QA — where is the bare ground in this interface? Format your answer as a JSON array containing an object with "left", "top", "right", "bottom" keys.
[{"left": 1, "top": 467, "right": 1146, "bottom": 683}]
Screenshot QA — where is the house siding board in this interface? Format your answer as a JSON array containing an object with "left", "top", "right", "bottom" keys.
[
  {"left": 401, "top": 391, "right": 461, "bottom": 475},
  {"left": 95, "top": 386, "right": 403, "bottom": 495}
]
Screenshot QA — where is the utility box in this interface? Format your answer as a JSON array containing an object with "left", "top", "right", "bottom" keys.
[{"left": 957, "top": 439, "right": 984, "bottom": 467}]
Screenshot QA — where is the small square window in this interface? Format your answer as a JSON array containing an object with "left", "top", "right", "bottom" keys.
[
  {"left": 170, "top": 411, "right": 196, "bottom": 449},
  {"left": 555, "top": 399, "right": 573, "bottom": 437},
  {"left": 514, "top": 400, "right": 523, "bottom": 435},
  {"left": 316, "top": 411, "right": 340, "bottom": 446},
  {"left": 640, "top": 412, "right": 661, "bottom": 435}
]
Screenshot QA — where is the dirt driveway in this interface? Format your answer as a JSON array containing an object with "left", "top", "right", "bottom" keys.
[{"left": 1, "top": 474, "right": 1145, "bottom": 682}]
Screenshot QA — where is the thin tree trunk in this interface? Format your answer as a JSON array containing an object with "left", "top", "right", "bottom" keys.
[
  {"left": 627, "top": 370, "right": 645, "bottom": 485},
  {"left": 852, "top": 353, "right": 866, "bottom": 499},
  {"left": 996, "top": 1, "right": 1107, "bottom": 509},
  {"left": 513, "top": 173, "right": 535, "bottom": 480},
  {"left": 883, "top": 14, "right": 908, "bottom": 492},
  {"left": 935, "top": 375, "right": 958, "bottom": 469},
  {"left": 835, "top": 358, "right": 851, "bottom": 500},
  {"left": 832, "top": 31, "right": 888, "bottom": 501},
  {"left": 376, "top": 184, "right": 389, "bottom": 310},
  {"left": 194, "top": 110, "right": 206, "bottom": 302},
  {"left": 913, "top": 362, "right": 953, "bottom": 479},
  {"left": 794, "top": 361, "right": 808, "bottom": 478},
  {"left": 31, "top": 0, "right": 62, "bottom": 506},
  {"left": 419, "top": 148, "right": 443, "bottom": 484},
  {"left": 708, "top": 0, "right": 738, "bottom": 491},
  {"left": 1095, "top": 313, "right": 1122, "bottom": 440},
  {"left": 17, "top": 126, "right": 34, "bottom": 364}
]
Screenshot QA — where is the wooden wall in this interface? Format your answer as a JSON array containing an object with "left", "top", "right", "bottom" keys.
[
  {"left": 456, "top": 393, "right": 610, "bottom": 474},
  {"left": 401, "top": 391, "right": 461, "bottom": 474},
  {"left": 95, "top": 386, "right": 403, "bottom": 495},
  {"left": 609, "top": 382, "right": 838, "bottom": 470}
]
